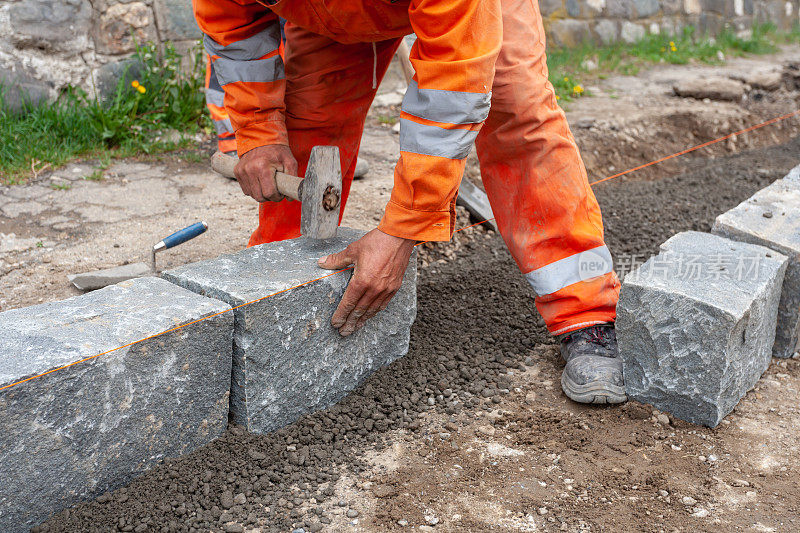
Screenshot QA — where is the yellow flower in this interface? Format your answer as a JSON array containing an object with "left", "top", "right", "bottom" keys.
[
  {"left": 563, "top": 77, "right": 569, "bottom": 82},
  {"left": 669, "top": 41, "right": 675, "bottom": 47},
  {"left": 671, "top": 45, "right": 677, "bottom": 51},
  {"left": 131, "top": 80, "right": 140, "bottom": 88},
  {"left": 573, "top": 84, "right": 584, "bottom": 95},
  {"left": 137, "top": 85, "right": 146, "bottom": 94},
  {"left": 556, "top": 95, "right": 561, "bottom": 100}
]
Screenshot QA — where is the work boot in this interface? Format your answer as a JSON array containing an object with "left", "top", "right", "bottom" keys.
[{"left": 559, "top": 323, "right": 626, "bottom": 405}]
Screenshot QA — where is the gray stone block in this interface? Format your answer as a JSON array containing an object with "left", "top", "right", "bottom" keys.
[
  {"left": 0, "top": 277, "right": 232, "bottom": 532},
  {"left": 712, "top": 172, "right": 800, "bottom": 358},
  {"left": 617, "top": 231, "right": 787, "bottom": 427},
  {"left": 163, "top": 228, "right": 417, "bottom": 434}
]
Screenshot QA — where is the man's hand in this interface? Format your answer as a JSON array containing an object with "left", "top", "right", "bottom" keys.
[
  {"left": 234, "top": 145, "right": 299, "bottom": 202},
  {"left": 318, "top": 229, "right": 416, "bottom": 336}
]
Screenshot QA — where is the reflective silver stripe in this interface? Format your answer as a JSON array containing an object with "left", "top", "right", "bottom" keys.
[
  {"left": 402, "top": 80, "right": 491, "bottom": 125},
  {"left": 524, "top": 245, "right": 613, "bottom": 297},
  {"left": 213, "top": 55, "right": 284, "bottom": 85},
  {"left": 399, "top": 118, "right": 477, "bottom": 160},
  {"left": 213, "top": 118, "right": 233, "bottom": 135},
  {"left": 203, "top": 26, "right": 281, "bottom": 61},
  {"left": 205, "top": 87, "right": 225, "bottom": 108}
]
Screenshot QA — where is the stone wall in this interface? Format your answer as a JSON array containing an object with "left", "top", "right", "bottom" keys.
[
  {"left": 544, "top": 0, "right": 800, "bottom": 46},
  {"left": 1, "top": 0, "right": 799, "bottom": 109},
  {"left": 0, "top": 0, "right": 200, "bottom": 109}
]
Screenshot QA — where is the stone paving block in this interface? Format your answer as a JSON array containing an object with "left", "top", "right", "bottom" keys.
[
  {"left": 617, "top": 231, "right": 787, "bottom": 427},
  {"left": 0, "top": 277, "right": 232, "bottom": 532},
  {"left": 163, "top": 227, "right": 417, "bottom": 434},
  {"left": 712, "top": 171, "right": 800, "bottom": 358}
]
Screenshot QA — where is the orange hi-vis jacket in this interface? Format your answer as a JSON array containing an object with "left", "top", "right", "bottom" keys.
[{"left": 194, "top": 0, "right": 502, "bottom": 242}]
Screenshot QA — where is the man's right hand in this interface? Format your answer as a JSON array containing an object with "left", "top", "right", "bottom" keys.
[{"left": 234, "top": 145, "right": 299, "bottom": 203}]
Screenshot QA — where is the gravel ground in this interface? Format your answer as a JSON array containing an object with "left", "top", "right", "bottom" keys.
[{"left": 37, "top": 135, "right": 800, "bottom": 532}]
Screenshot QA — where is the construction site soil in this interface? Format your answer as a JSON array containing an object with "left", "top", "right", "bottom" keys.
[{"left": 37, "top": 135, "right": 800, "bottom": 533}]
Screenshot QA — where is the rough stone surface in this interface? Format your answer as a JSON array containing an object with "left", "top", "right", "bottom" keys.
[
  {"left": 617, "top": 231, "right": 787, "bottom": 427},
  {"left": 0, "top": 277, "right": 232, "bottom": 532},
  {"left": 9, "top": 0, "right": 92, "bottom": 54},
  {"left": 163, "top": 227, "right": 418, "bottom": 434},
  {"left": 620, "top": 20, "right": 646, "bottom": 42},
  {"left": 712, "top": 170, "right": 800, "bottom": 358},
  {"left": 155, "top": 0, "right": 202, "bottom": 41},
  {"left": 673, "top": 77, "right": 746, "bottom": 101}
]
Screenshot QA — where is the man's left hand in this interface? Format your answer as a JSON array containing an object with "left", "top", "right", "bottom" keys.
[{"left": 318, "top": 229, "right": 416, "bottom": 336}]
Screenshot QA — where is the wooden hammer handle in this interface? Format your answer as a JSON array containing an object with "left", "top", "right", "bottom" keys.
[{"left": 211, "top": 151, "right": 303, "bottom": 201}]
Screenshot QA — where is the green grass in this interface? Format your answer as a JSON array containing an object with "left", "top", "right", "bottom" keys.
[
  {"left": 0, "top": 41, "right": 210, "bottom": 184},
  {"left": 547, "top": 23, "right": 800, "bottom": 102}
]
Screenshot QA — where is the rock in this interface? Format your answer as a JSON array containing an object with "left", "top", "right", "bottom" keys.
[
  {"left": 732, "top": 71, "right": 783, "bottom": 91},
  {"left": 548, "top": 20, "right": 593, "bottom": 47},
  {"left": 477, "top": 425, "right": 496, "bottom": 437},
  {"left": 220, "top": 490, "right": 234, "bottom": 509},
  {"left": 93, "top": 58, "right": 145, "bottom": 102},
  {"left": 0, "top": 277, "right": 232, "bottom": 532},
  {"left": 223, "top": 524, "right": 244, "bottom": 533},
  {"left": 0, "top": 61, "right": 53, "bottom": 112},
  {"left": 163, "top": 227, "right": 417, "bottom": 433},
  {"left": 10, "top": 0, "right": 92, "bottom": 53},
  {"left": 656, "top": 414, "right": 670, "bottom": 426},
  {"left": 354, "top": 157, "right": 370, "bottom": 179},
  {"left": 95, "top": 2, "right": 157, "bottom": 55},
  {"left": 712, "top": 171, "right": 800, "bottom": 358},
  {"left": 681, "top": 496, "right": 698, "bottom": 506},
  {"left": 346, "top": 509, "right": 359, "bottom": 518},
  {"left": 594, "top": 19, "right": 619, "bottom": 45},
  {"left": 154, "top": 0, "right": 201, "bottom": 40},
  {"left": 673, "top": 78, "right": 745, "bottom": 101},
  {"left": 633, "top": 0, "right": 659, "bottom": 17},
  {"left": 620, "top": 21, "right": 645, "bottom": 43},
  {"left": 425, "top": 514, "right": 440, "bottom": 525},
  {"left": 617, "top": 231, "right": 787, "bottom": 427}
]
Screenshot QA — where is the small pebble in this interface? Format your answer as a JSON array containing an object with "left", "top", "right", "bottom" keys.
[
  {"left": 477, "top": 425, "right": 496, "bottom": 437},
  {"left": 397, "top": 519, "right": 409, "bottom": 527},
  {"left": 538, "top": 507, "right": 548, "bottom": 515},
  {"left": 656, "top": 414, "right": 670, "bottom": 426},
  {"left": 681, "top": 496, "right": 697, "bottom": 506},
  {"left": 763, "top": 211, "right": 773, "bottom": 218},
  {"left": 347, "top": 509, "right": 359, "bottom": 518}
]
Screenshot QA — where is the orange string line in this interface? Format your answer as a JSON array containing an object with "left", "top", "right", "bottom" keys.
[{"left": 2, "top": 108, "right": 797, "bottom": 393}]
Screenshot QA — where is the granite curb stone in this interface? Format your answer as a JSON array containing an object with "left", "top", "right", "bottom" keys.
[
  {"left": 713, "top": 168, "right": 800, "bottom": 358},
  {"left": 0, "top": 277, "right": 232, "bottom": 531},
  {"left": 163, "top": 227, "right": 418, "bottom": 434},
  {"left": 617, "top": 231, "right": 787, "bottom": 427}
]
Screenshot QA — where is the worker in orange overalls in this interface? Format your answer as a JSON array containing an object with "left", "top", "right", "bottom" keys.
[
  {"left": 193, "top": 0, "right": 626, "bottom": 404},
  {"left": 204, "top": 56, "right": 237, "bottom": 155}
]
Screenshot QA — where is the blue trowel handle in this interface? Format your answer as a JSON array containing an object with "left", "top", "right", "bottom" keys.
[{"left": 160, "top": 221, "right": 208, "bottom": 249}]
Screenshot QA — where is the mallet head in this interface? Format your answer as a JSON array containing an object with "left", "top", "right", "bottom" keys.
[{"left": 300, "top": 146, "right": 342, "bottom": 240}]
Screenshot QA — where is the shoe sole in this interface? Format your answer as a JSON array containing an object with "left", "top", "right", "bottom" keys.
[{"left": 561, "top": 373, "right": 627, "bottom": 405}]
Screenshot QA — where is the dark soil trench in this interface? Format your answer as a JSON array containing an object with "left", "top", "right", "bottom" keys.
[{"left": 40, "top": 135, "right": 800, "bottom": 532}]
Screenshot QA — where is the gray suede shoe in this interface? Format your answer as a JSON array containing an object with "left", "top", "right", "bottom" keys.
[{"left": 559, "top": 324, "right": 627, "bottom": 405}]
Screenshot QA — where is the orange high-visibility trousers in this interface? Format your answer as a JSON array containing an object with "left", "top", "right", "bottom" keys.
[
  {"left": 204, "top": 55, "right": 237, "bottom": 154},
  {"left": 248, "top": 0, "right": 620, "bottom": 336}
]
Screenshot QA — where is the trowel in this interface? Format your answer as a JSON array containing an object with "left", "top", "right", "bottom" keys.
[{"left": 68, "top": 221, "right": 208, "bottom": 291}]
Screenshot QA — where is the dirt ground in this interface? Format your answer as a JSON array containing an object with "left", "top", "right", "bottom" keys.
[{"left": 4, "top": 47, "right": 800, "bottom": 532}]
